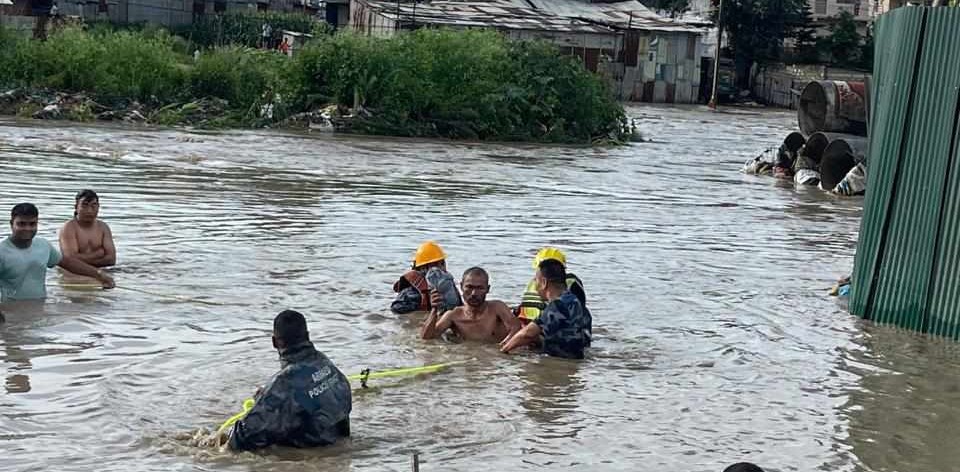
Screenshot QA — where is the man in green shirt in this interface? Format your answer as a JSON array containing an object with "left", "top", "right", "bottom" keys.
[{"left": 0, "top": 203, "right": 114, "bottom": 303}]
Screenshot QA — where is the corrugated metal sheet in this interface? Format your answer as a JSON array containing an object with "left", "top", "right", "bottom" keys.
[
  {"left": 499, "top": 0, "right": 704, "bottom": 33},
  {"left": 361, "top": 0, "right": 618, "bottom": 33},
  {"left": 871, "top": 6, "right": 960, "bottom": 332},
  {"left": 849, "top": 6, "right": 925, "bottom": 319},
  {"left": 921, "top": 7, "right": 960, "bottom": 338},
  {"left": 850, "top": 7, "right": 960, "bottom": 339}
]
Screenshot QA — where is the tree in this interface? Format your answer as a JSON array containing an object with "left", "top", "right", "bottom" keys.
[
  {"left": 714, "top": 0, "right": 809, "bottom": 88},
  {"left": 641, "top": 0, "right": 690, "bottom": 18},
  {"left": 818, "top": 11, "right": 862, "bottom": 68},
  {"left": 791, "top": 3, "right": 819, "bottom": 63},
  {"left": 859, "top": 22, "right": 874, "bottom": 70}
]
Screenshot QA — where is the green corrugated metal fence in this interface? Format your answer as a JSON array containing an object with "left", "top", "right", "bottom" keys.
[{"left": 849, "top": 7, "right": 960, "bottom": 337}]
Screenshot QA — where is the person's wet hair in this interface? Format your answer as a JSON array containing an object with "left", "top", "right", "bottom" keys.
[
  {"left": 462, "top": 266, "right": 488, "bottom": 282},
  {"left": 538, "top": 259, "right": 566, "bottom": 286},
  {"left": 274, "top": 310, "right": 309, "bottom": 346},
  {"left": 74, "top": 189, "right": 98, "bottom": 217},
  {"left": 722, "top": 463, "right": 765, "bottom": 472},
  {"left": 75, "top": 189, "right": 99, "bottom": 204},
  {"left": 11, "top": 203, "right": 38, "bottom": 222}
]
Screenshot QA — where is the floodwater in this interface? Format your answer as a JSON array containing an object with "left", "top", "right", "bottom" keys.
[{"left": 0, "top": 105, "right": 955, "bottom": 472}]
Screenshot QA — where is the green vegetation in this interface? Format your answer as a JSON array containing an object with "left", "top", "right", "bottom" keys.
[
  {"left": 716, "top": 0, "right": 809, "bottom": 87},
  {"left": 171, "top": 11, "right": 331, "bottom": 49},
  {"left": 817, "top": 12, "right": 872, "bottom": 70},
  {"left": 1, "top": 27, "right": 185, "bottom": 104},
  {"left": 291, "top": 29, "right": 627, "bottom": 141},
  {"left": 0, "top": 23, "right": 627, "bottom": 143},
  {"left": 716, "top": 0, "right": 874, "bottom": 84},
  {"left": 641, "top": 0, "right": 690, "bottom": 18}
]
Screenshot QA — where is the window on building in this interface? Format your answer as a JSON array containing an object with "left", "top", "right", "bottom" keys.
[
  {"left": 193, "top": 0, "right": 205, "bottom": 16},
  {"left": 214, "top": 1, "right": 226, "bottom": 13},
  {"left": 854, "top": 1, "right": 861, "bottom": 15},
  {"left": 815, "top": 0, "right": 827, "bottom": 14}
]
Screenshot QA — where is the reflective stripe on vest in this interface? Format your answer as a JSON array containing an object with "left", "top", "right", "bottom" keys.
[
  {"left": 518, "top": 279, "right": 545, "bottom": 321},
  {"left": 517, "top": 275, "right": 580, "bottom": 321}
]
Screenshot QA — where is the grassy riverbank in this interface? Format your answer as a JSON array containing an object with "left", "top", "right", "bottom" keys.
[{"left": 0, "top": 24, "right": 628, "bottom": 143}]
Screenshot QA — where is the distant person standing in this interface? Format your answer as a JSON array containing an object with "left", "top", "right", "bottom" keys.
[
  {"left": 260, "top": 22, "right": 273, "bottom": 49},
  {"left": 31, "top": 0, "right": 54, "bottom": 40},
  {"left": 278, "top": 37, "right": 291, "bottom": 56},
  {"left": 59, "top": 190, "right": 117, "bottom": 269}
]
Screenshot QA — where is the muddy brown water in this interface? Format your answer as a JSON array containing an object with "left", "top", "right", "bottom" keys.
[{"left": 1, "top": 105, "right": 955, "bottom": 472}]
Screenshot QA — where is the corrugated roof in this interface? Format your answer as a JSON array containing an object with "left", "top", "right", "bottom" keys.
[
  {"left": 362, "top": 0, "right": 618, "bottom": 33},
  {"left": 442, "top": 0, "right": 704, "bottom": 33}
]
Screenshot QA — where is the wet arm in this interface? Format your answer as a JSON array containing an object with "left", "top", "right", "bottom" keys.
[
  {"left": 76, "top": 248, "right": 107, "bottom": 265},
  {"left": 500, "top": 322, "right": 541, "bottom": 354},
  {"left": 420, "top": 308, "right": 454, "bottom": 340},
  {"left": 496, "top": 302, "right": 522, "bottom": 341},
  {"left": 59, "top": 225, "right": 107, "bottom": 265},
  {"left": 228, "top": 382, "right": 299, "bottom": 451},
  {"left": 90, "top": 224, "right": 116, "bottom": 267},
  {"left": 58, "top": 256, "right": 114, "bottom": 287},
  {"left": 58, "top": 223, "right": 80, "bottom": 259}
]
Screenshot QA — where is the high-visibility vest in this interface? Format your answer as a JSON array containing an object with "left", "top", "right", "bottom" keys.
[{"left": 517, "top": 274, "right": 584, "bottom": 322}]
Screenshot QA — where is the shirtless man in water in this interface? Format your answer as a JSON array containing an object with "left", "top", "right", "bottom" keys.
[
  {"left": 59, "top": 190, "right": 116, "bottom": 268},
  {"left": 420, "top": 267, "right": 521, "bottom": 343}
]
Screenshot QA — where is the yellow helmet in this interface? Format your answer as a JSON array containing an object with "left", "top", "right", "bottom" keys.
[
  {"left": 532, "top": 247, "right": 566, "bottom": 269},
  {"left": 413, "top": 241, "right": 447, "bottom": 268}
]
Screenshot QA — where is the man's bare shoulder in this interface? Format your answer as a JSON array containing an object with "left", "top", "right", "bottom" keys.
[
  {"left": 444, "top": 306, "right": 468, "bottom": 318},
  {"left": 96, "top": 220, "right": 112, "bottom": 232},
  {"left": 487, "top": 300, "right": 512, "bottom": 314},
  {"left": 61, "top": 219, "right": 79, "bottom": 231}
]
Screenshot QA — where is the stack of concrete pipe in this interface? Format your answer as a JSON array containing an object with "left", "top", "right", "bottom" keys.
[{"left": 788, "top": 80, "right": 870, "bottom": 194}]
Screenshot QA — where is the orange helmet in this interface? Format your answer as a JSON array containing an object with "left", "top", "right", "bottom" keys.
[{"left": 413, "top": 241, "right": 447, "bottom": 268}]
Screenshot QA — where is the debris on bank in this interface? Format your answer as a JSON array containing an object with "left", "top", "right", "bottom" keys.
[
  {"left": 0, "top": 88, "right": 379, "bottom": 132},
  {"left": 742, "top": 80, "right": 869, "bottom": 196}
]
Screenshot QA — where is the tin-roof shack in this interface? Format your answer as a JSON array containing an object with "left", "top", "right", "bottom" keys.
[{"left": 349, "top": 0, "right": 709, "bottom": 104}]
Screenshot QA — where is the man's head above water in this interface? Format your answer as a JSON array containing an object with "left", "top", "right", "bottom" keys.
[
  {"left": 74, "top": 189, "right": 100, "bottom": 224},
  {"left": 722, "top": 463, "right": 765, "bottom": 472},
  {"left": 10, "top": 203, "right": 39, "bottom": 245},
  {"left": 461, "top": 266, "right": 490, "bottom": 308},
  {"left": 535, "top": 258, "right": 567, "bottom": 299},
  {"left": 272, "top": 309, "right": 310, "bottom": 351}
]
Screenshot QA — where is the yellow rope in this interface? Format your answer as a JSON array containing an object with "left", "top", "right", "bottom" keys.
[
  {"left": 217, "top": 398, "right": 255, "bottom": 434},
  {"left": 59, "top": 283, "right": 230, "bottom": 306}
]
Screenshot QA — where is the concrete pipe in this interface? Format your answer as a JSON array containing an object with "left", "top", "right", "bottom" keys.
[
  {"left": 798, "top": 132, "right": 832, "bottom": 164},
  {"left": 820, "top": 135, "right": 869, "bottom": 191},
  {"left": 783, "top": 131, "right": 806, "bottom": 154},
  {"left": 798, "top": 81, "right": 868, "bottom": 137}
]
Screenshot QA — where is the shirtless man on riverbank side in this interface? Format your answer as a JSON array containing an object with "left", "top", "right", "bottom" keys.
[
  {"left": 59, "top": 190, "right": 116, "bottom": 269},
  {"left": 420, "top": 267, "right": 521, "bottom": 343}
]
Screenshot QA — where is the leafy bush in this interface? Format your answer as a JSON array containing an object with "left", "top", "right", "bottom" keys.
[
  {"left": 10, "top": 27, "right": 186, "bottom": 103},
  {"left": 172, "top": 12, "right": 325, "bottom": 49},
  {"left": 0, "top": 27, "right": 25, "bottom": 88},
  {"left": 0, "top": 24, "right": 626, "bottom": 142},
  {"left": 191, "top": 46, "right": 288, "bottom": 112},
  {"left": 289, "top": 29, "right": 627, "bottom": 142}
]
